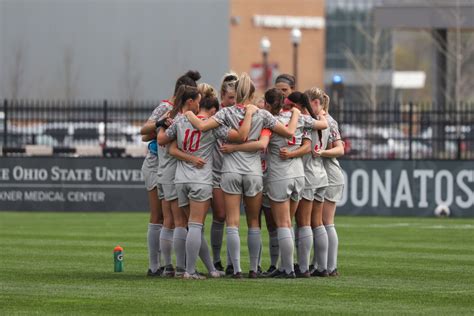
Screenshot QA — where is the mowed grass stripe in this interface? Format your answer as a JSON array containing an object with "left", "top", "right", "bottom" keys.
[{"left": 0, "top": 212, "right": 473, "bottom": 315}]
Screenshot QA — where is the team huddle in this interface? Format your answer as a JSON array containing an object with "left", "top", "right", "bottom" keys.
[{"left": 140, "top": 70, "right": 344, "bottom": 279}]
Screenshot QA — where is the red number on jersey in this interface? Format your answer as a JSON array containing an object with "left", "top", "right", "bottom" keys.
[
  {"left": 314, "top": 144, "right": 319, "bottom": 152},
  {"left": 285, "top": 124, "right": 296, "bottom": 145},
  {"left": 261, "top": 159, "right": 267, "bottom": 173},
  {"left": 183, "top": 129, "right": 201, "bottom": 152}
]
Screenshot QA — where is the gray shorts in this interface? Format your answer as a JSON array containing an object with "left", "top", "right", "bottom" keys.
[
  {"left": 141, "top": 156, "right": 158, "bottom": 191},
  {"left": 212, "top": 171, "right": 222, "bottom": 189},
  {"left": 221, "top": 172, "right": 263, "bottom": 197},
  {"left": 176, "top": 183, "right": 213, "bottom": 207},
  {"left": 325, "top": 185, "right": 344, "bottom": 203},
  {"left": 158, "top": 183, "right": 177, "bottom": 201},
  {"left": 302, "top": 187, "right": 327, "bottom": 202},
  {"left": 267, "top": 177, "right": 305, "bottom": 202}
]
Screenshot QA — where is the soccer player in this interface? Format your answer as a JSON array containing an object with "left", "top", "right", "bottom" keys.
[
  {"left": 140, "top": 117, "right": 164, "bottom": 277},
  {"left": 303, "top": 88, "right": 331, "bottom": 277},
  {"left": 212, "top": 73, "right": 238, "bottom": 274},
  {"left": 144, "top": 70, "right": 201, "bottom": 277},
  {"left": 265, "top": 89, "right": 327, "bottom": 278},
  {"left": 284, "top": 91, "right": 328, "bottom": 277},
  {"left": 184, "top": 73, "right": 300, "bottom": 278},
  {"left": 309, "top": 87, "right": 345, "bottom": 277},
  {"left": 274, "top": 74, "right": 296, "bottom": 98}
]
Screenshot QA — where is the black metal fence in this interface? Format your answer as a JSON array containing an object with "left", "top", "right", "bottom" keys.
[{"left": 1, "top": 99, "right": 473, "bottom": 159}]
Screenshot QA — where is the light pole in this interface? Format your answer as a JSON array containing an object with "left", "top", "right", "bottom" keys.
[
  {"left": 291, "top": 28, "right": 302, "bottom": 88},
  {"left": 260, "top": 36, "right": 271, "bottom": 90}
]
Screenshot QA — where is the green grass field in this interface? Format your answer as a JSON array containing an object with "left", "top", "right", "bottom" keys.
[{"left": 0, "top": 212, "right": 473, "bottom": 315}]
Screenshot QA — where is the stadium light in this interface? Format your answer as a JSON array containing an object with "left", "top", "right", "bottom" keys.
[
  {"left": 291, "top": 28, "right": 302, "bottom": 88},
  {"left": 260, "top": 36, "right": 271, "bottom": 89}
]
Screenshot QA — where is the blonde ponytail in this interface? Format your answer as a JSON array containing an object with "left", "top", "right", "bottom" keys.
[{"left": 235, "top": 72, "right": 255, "bottom": 104}]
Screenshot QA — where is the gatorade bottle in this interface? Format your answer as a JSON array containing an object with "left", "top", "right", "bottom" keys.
[{"left": 114, "top": 245, "right": 124, "bottom": 272}]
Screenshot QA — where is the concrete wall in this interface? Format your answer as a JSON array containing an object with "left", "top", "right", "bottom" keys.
[{"left": 0, "top": 0, "right": 229, "bottom": 100}]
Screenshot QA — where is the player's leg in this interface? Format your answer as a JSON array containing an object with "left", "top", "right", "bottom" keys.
[
  {"left": 171, "top": 198, "right": 188, "bottom": 277},
  {"left": 323, "top": 185, "right": 341, "bottom": 276},
  {"left": 242, "top": 174, "right": 263, "bottom": 278},
  {"left": 211, "top": 186, "right": 226, "bottom": 271},
  {"left": 185, "top": 195, "right": 211, "bottom": 279},
  {"left": 311, "top": 187, "right": 329, "bottom": 277},
  {"left": 270, "top": 199, "right": 294, "bottom": 277},
  {"left": 160, "top": 195, "right": 176, "bottom": 277},
  {"left": 147, "top": 188, "right": 163, "bottom": 276},
  {"left": 295, "top": 197, "right": 312, "bottom": 277},
  {"left": 262, "top": 205, "right": 278, "bottom": 273}
]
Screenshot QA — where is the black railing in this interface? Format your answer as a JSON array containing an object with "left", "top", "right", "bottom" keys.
[{"left": 0, "top": 99, "right": 473, "bottom": 160}]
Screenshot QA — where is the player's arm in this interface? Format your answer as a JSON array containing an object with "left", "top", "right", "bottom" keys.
[
  {"left": 142, "top": 132, "right": 156, "bottom": 142},
  {"left": 140, "top": 121, "right": 156, "bottom": 135},
  {"left": 221, "top": 129, "right": 271, "bottom": 153},
  {"left": 311, "top": 114, "right": 328, "bottom": 130},
  {"left": 157, "top": 120, "right": 177, "bottom": 146},
  {"left": 185, "top": 111, "right": 220, "bottom": 132},
  {"left": 272, "top": 107, "right": 300, "bottom": 138},
  {"left": 169, "top": 140, "right": 206, "bottom": 169},
  {"left": 280, "top": 138, "right": 311, "bottom": 160},
  {"left": 317, "top": 139, "right": 344, "bottom": 158}
]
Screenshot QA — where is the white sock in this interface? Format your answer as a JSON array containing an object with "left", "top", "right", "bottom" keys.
[
  {"left": 173, "top": 227, "right": 188, "bottom": 269},
  {"left": 297, "top": 226, "right": 313, "bottom": 273},
  {"left": 147, "top": 223, "right": 162, "bottom": 272},
  {"left": 226, "top": 227, "right": 241, "bottom": 273},
  {"left": 160, "top": 227, "right": 174, "bottom": 266},
  {"left": 313, "top": 225, "right": 328, "bottom": 271},
  {"left": 325, "top": 224, "right": 339, "bottom": 272},
  {"left": 186, "top": 222, "right": 202, "bottom": 274},
  {"left": 199, "top": 225, "right": 216, "bottom": 273},
  {"left": 277, "top": 227, "right": 294, "bottom": 274},
  {"left": 248, "top": 228, "right": 261, "bottom": 272}
]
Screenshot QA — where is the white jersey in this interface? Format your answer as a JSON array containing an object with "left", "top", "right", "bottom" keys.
[
  {"left": 266, "top": 111, "right": 313, "bottom": 182},
  {"left": 212, "top": 105, "right": 277, "bottom": 176},
  {"left": 157, "top": 111, "right": 181, "bottom": 185},
  {"left": 302, "top": 126, "right": 329, "bottom": 189},
  {"left": 323, "top": 114, "right": 344, "bottom": 186},
  {"left": 166, "top": 115, "right": 229, "bottom": 185},
  {"left": 143, "top": 101, "right": 172, "bottom": 166}
]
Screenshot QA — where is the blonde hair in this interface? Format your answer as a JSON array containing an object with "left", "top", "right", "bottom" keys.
[
  {"left": 235, "top": 72, "right": 255, "bottom": 104},
  {"left": 220, "top": 71, "right": 238, "bottom": 98},
  {"left": 198, "top": 83, "right": 217, "bottom": 99},
  {"left": 304, "top": 87, "right": 330, "bottom": 111}
]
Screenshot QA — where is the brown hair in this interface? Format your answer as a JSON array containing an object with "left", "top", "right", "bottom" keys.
[
  {"left": 304, "top": 87, "right": 330, "bottom": 112},
  {"left": 173, "top": 70, "right": 201, "bottom": 96},
  {"left": 170, "top": 85, "right": 200, "bottom": 118},
  {"left": 198, "top": 83, "right": 217, "bottom": 99},
  {"left": 275, "top": 74, "right": 296, "bottom": 89},
  {"left": 287, "top": 91, "right": 318, "bottom": 119},
  {"left": 264, "top": 88, "right": 284, "bottom": 115}
]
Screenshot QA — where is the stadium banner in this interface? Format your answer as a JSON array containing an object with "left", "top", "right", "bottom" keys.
[
  {"left": 337, "top": 160, "right": 473, "bottom": 217},
  {"left": 0, "top": 157, "right": 148, "bottom": 212},
  {"left": 0, "top": 158, "right": 472, "bottom": 216}
]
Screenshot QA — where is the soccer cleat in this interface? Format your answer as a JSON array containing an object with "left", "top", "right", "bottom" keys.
[
  {"left": 209, "top": 270, "right": 223, "bottom": 278},
  {"left": 162, "top": 264, "right": 175, "bottom": 277},
  {"left": 183, "top": 272, "right": 206, "bottom": 280},
  {"left": 311, "top": 269, "right": 329, "bottom": 277},
  {"left": 329, "top": 269, "right": 339, "bottom": 277},
  {"left": 248, "top": 270, "right": 258, "bottom": 279},
  {"left": 175, "top": 267, "right": 186, "bottom": 278},
  {"left": 257, "top": 266, "right": 263, "bottom": 274},
  {"left": 266, "top": 268, "right": 284, "bottom": 278},
  {"left": 294, "top": 263, "right": 301, "bottom": 275},
  {"left": 275, "top": 271, "right": 296, "bottom": 279},
  {"left": 265, "top": 265, "right": 277, "bottom": 274},
  {"left": 232, "top": 272, "right": 243, "bottom": 279},
  {"left": 296, "top": 270, "right": 311, "bottom": 278},
  {"left": 309, "top": 264, "right": 315, "bottom": 273},
  {"left": 214, "top": 261, "right": 224, "bottom": 272},
  {"left": 146, "top": 268, "right": 162, "bottom": 277},
  {"left": 225, "top": 264, "right": 234, "bottom": 276}
]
